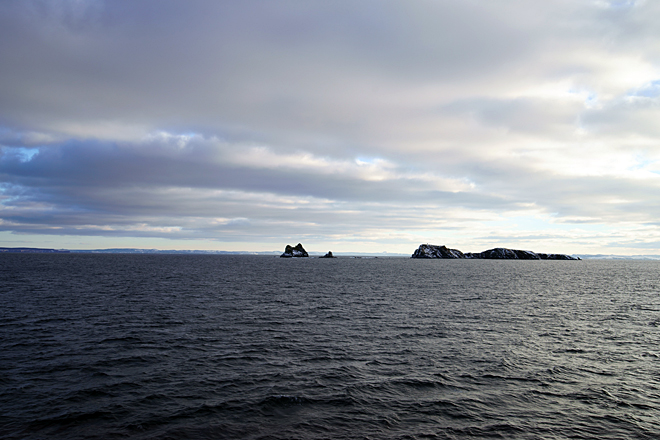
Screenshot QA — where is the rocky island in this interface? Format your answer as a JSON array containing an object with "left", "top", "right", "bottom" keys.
[
  {"left": 411, "top": 244, "right": 579, "bottom": 260},
  {"left": 319, "top": 251, "right": 336, "bottom": 258},
  {"left": 280, "top": 243, "right": 309, "bottom": 258}
]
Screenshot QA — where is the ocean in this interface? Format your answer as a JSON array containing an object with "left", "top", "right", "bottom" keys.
[{"left": 1, "top": 254, "right": 659, "bottom": 439}]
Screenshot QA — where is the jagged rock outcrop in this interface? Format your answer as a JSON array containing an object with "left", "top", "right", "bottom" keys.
[
  {"left": 411, "top": 244, "right": 579, "bottom": 260},
  {"left": 536, "top": 253, "right": 580, "bottom": 260},
  {"left": 468, "top": 248, "right": 579, "bottom": 260},
  {"left": 280, "top": 243, "right": 309, "bottom": 258},
  {"left": 466, "top": 248, "right": 541, "bottom": 259},
  {"left": 411, "top": 244, "right": 465, "bottom": 259},
  {"left": 319, "top": 251, "right": 336, "bottom": 258}
]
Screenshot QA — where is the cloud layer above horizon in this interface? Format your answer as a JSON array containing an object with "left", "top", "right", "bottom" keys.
[{"left": 2, "top": 0, "right": 660, "bottom": 254}]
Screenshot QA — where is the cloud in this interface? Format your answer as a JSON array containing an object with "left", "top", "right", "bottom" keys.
[{"left": 2, "top": 1, "right": 660, "bottom": 253}]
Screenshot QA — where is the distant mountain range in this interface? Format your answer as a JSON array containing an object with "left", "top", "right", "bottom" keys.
[
  {"left": 0, "top": 247, "right": 277, "bottom": 255},
  {"left": 2, "top": 247, "right": 660, "bottom": 259},
  {"left": 0, "top": 247, "right": 71, "bottom": 253},
  {"left": 575, "top": 254, "right": 660, "bottom": 260},
  {"left": 0, "top": 247, "right": 408, "bottom": 257}
]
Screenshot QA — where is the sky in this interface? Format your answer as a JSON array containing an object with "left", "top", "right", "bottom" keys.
[{"left": 2, "top": 0, "right": 660, "bottom": 255}]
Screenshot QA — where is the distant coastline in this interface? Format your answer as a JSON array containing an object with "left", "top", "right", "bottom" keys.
[
  {"left": 0, "top": 247, "right": 70, "bottom": 254},
  {"left": 2, "top": 246, "right": 660, "bottom": 259},
  {"left": 0, "top": 247, "right": 280, "bottom": 255}
]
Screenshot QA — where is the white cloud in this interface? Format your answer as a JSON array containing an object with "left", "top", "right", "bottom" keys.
[{"left": 2, "top": 0, "right": 660, "bottom": 254}]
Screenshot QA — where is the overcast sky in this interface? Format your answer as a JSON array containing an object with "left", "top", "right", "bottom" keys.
[{"left": 1, "top": 0, "right": 660, "bottom": 254}]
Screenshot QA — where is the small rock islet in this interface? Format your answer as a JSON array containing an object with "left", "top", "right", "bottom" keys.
[{"left": 280, "top": 243, "right": 309, "bottom": 258}]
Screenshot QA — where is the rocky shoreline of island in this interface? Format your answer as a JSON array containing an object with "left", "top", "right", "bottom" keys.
[
  {"left": 278, "top": 243, "right": 580, "bottom": 260},
  {"left": 411, "top": 244, "right": 579, "bottom": 260}
]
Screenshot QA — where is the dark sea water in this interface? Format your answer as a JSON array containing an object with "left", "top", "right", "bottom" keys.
[{"left": 2, "top": 254, "right": 660, "bottom": 439}]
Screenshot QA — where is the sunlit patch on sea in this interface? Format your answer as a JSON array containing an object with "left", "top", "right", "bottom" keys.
[{"left": 2, "top": 254, "right": 659, "bottom": 439}]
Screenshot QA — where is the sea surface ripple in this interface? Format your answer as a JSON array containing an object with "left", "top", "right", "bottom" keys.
[{"left": 1, "top": 254, "right": 660, "bottom": 439}]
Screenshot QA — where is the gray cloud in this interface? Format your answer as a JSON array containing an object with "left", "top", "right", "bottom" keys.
[{"left": 1, "top": 0, "right": 660, "bottom": 253}]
